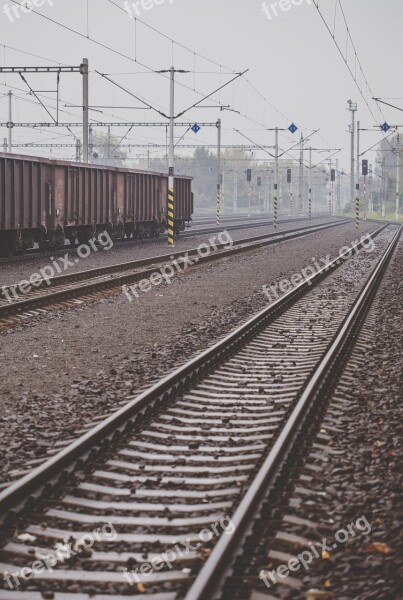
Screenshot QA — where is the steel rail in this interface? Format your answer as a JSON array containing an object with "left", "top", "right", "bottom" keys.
[
  {"left": 0, "top": 214, "right": 331, "bottom": 265},
  {"left": 0, "top": 223, "right": 392, "bottom": 524},
  {"left": 0, "top": 220, "right": 350, "bottom": 319},
  {"left": 184, "top": 225, "right": 402, "bottom": 600}
]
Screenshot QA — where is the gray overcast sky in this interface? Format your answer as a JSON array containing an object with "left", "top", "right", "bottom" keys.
[{"left": 0, "top": 0, "right": 402, "bottom": 170}]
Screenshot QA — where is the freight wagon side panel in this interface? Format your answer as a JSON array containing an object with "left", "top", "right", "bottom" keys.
[
  {"left": 0, "top": 156, "right": 46, "bottom": 230},
  {"left": 116, "top": 171, "right": 125, "bottom": 220},
  {"left": 159, "top": 176, "right": 168, "bottom": 219},
  {"left": 53, "top": 164, "right": 66, "bottom": 227}
]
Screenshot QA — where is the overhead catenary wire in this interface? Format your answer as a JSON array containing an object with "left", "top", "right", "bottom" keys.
[
  {"left": 5, "top": 1, "right": 301, "bottom": 134},
  {"left": 3, "top": 1, "right": 320, "bottom": 159},
  {"left": 312, "top": 0, "right": 382, "bottom": 123}
]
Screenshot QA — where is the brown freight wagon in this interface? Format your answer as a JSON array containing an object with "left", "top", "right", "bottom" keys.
[{"left": 0, "top": 153, "right": 193, "bottom": 255}]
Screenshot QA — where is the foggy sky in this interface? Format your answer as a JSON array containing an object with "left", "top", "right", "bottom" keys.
[{"left": 0, "top": 0, "right": 401, "bottom": 171}]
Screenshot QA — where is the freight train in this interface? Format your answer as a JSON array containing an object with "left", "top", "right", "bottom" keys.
[{"left": 0, "top": 153, "right": 193, "bottom": 256}]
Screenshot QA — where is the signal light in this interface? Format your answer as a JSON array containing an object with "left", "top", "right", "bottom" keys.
[
  {"left": 362, "top": 160, "right": 368, "bottom": 176},
  {"left": 246, "top": 169, "right": 252, "bottom": 182}
]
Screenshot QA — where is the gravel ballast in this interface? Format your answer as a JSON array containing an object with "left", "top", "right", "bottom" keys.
[
  {"left": 232, "top": 232, "right": 402, "bottom": 600},
  {"left": 0, "top": 221, "right": 386, "bottom": 485},
  {"left": 0, "top": 217, "right": 337, "bottom": 286}
]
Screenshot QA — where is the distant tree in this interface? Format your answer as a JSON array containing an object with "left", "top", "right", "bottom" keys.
[{"left": 90, "top": 131, "right": 127, "bottom": 166}]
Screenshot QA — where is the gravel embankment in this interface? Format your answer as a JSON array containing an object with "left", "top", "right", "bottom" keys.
[
  {"left": 230, "top": 232, "right": 402, "bottom": 600},
  {"left": 0, "top": 221, "right": 384, "bottom": 485},
  {"left": 299, "top": 237, "right": 402, "bottom": 600},
  {"left": 0, "top": 217, "right": 335, "bottom": 286}
]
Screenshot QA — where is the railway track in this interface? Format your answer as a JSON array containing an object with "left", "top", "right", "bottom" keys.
[
  {"left": 0, "top": 223, "right": 399, "bottom": 599},
  {"left": 0, "top": 215, "right": 333, "bottom": 266},
  {"left": 0, "top": 219, "right": 350, "bottom": 331}
]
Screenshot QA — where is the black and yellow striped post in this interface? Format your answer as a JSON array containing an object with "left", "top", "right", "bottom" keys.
[
  {"left": 273, "top": 186, "right": 278, "bottom": 230},
  {"left": 167, "top": 180, "right": 175, "bottom": 245},
  {"left": 216, "top": 186, "right": 221, "bottom": 226}
]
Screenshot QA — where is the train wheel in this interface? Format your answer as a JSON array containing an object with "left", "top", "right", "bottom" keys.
[
  {"left": 77, "top": 232, "right": 89, "bottom": 245},
  {"left": 0, "top": 238, "right": 13, "bottom": 257}
]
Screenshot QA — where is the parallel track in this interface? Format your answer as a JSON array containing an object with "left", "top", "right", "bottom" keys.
[
  {"left": 0, "top": 219, "right": 349, "bottom": 330},
  {"left": 0, "top": 215, "right": 334, "bottom": 266},
  {"left": 0, "top": 223, "right": 399, "bottom": 600}
]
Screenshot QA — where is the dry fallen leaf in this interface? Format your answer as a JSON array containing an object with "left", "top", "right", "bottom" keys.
[
  {"left": 324, "top": 580, "right": 332, "bottom": 588},
  {"left": 136, "top": 583, "right": 146, "bottom": 593},
  {"left": 321, "top": 551, "right": 331, "bottom": 559},
  {"left": 367, "top": 542, "right": 391, "bottom": 554}
]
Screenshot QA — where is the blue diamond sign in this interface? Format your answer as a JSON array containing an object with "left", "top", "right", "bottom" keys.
[
  {"left": 381, "top": 122, "right": 390, "bottom": 133},
  {"left": 288, "top": 122, "right": 298, "bottom": 134},
  {"left": 191, "top": 124, "right": 201, "bottom": 134}
]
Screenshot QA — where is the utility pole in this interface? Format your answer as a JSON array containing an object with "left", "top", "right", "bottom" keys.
[
  {"left": 216, "top": 118, "right": 222, "bottom": 226},
  {"left": 166, "top": 66, "right": 176, "bottom": 244},
  {"left": 329, "top": 158, "right": 334, "bottom": 217},
  {"left": 288, "top": 168, "right": 293, "bottom": 217},
  {"left": 82, "top": 58, "right": 89, "bottom": 163},
  {"left": 222, "top": 164, "right": 225, "bottom": 215},
  {"left": 396, "top": 134, "right": 400, "bottom": 221},
  {"left": 336, "top": 158, "right": 341, "bottom": 216},
  {"left": 75, "top": 139, "right": 81, "bottom": 162},
  {"left": 89, "top": 125, "right": 94, "bottom": 163},
  {"left": 107, "top": 126, "right": 111, "bottom": 162},
  {"left": 356, "top": 119, "right": 360, "bottom": 228},
  {"left": 369, "top": 164, "right": 373, "bottom": 213},
  {"left": 347, "top": 100, "right": 357, "bottom": 210},
  {"left": 233, "top": 168, "right": 238, "bottom": 214},
  {"left": 363, "top": 165, "right": 367, "bottom": 221},
  {"left": 8, "top": 90, "right": 13, "bottom": 152},
  {"left": 381, "top": 160, "right": 386, "bottom": 217},
  {"left": 308, "top": 147, "right": 312, "bottom": 221},
  {"left": 274, "top": 127, "right": 279, "bottom": 228},
  {"left": 298, "top": 134, "right": 304, "bottom": 216}
]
